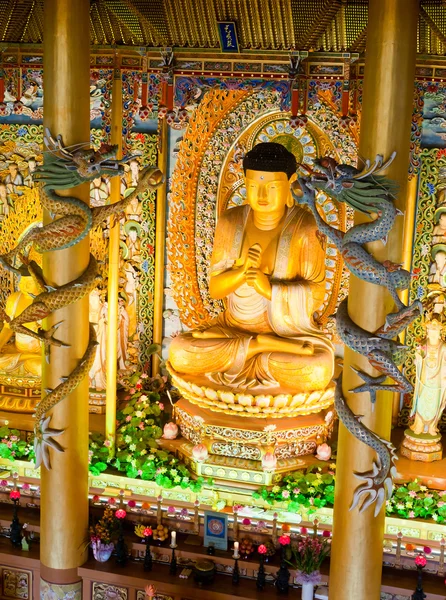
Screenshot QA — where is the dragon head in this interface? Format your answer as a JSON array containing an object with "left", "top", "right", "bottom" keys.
[
  {"left": 34, "top": 129, "right": 138, "bottom": 190},
  {"left": 299, "top": 153, "right": 398, "bottom": 216}
]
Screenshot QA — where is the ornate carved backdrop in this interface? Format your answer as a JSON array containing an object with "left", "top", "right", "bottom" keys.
[{"left": 168, "top": 87, "right": 356, "bottom": 340}]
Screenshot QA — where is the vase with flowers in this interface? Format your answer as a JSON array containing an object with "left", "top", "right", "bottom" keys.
[
  {"left": 89, "top": 505, "right": 117, "bottom": 562},
  {"left": 287, "top": 532, "right": 331, "bottom": 600}
]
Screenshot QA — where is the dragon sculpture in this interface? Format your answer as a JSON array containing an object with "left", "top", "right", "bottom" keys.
[
  {"left": 0, "top": 129, "right": 164, "bottom": 469},
  {"left": 292, "top": 154, "right": 422, "bottom": 516}
]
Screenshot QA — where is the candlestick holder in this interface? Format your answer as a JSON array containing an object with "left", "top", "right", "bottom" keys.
[
  {"left": 170, "top": 544, "right": 177, "bottom": 576},
  {"left": 275, "top": 546, "right": 290, "bottom": 595},
  {"left": 10, "top": 499, "right": 21, "bottom": 548},
  {"left": 144, "top": 538, "right": 153, "bottom": 572},
  {"left": 256, "top": 555, "right": 266, "bottom": 590},
  {"left": 115, "top": 519, "right": 128, "bottom": 566},
  {"left": 412, "top": 566, "right": 426, "bottom": 600},
  {"left": 232, "top": 554, "right": 240, "bottom": 585}
]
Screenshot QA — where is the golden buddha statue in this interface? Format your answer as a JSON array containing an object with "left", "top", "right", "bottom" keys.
[
  {"left": 169, "top": 143, "right": 334, "bottom": 396},
  {"left": 0, "top": 276, "right": 42, "bottom": 378}
]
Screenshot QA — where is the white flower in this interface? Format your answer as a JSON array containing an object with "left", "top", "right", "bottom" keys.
[{"left": 263, "top": 424, "right": 277, "bottom": 432}]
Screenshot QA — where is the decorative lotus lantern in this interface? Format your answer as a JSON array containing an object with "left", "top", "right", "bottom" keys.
[
  {"left": 261, "top": 451, "right": 277, "bottom": 472},
  {"left": 163, "top": 422, "right": 179, "bottom": 440},
  {"left": 316, "top": 443, "right": 332, "bottom": 461},
  {"left": 192, "top": 444, "right": 209, "bottom": 463}
]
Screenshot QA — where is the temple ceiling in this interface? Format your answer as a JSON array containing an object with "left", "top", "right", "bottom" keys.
[{"left": 0, "top": 0, "right": 445, "bottom": 55}]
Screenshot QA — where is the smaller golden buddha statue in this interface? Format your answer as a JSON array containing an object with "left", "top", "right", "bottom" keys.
[
  {"left": 169, "top": 143, "right": 334, "bottom": 397},
  {"left": 0, "top": 276, "right": 42, "bottom": 378}
]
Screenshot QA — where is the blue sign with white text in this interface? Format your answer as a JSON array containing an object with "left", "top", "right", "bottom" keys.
[{"left": 217, "top": 21, "right": 239, "bottom": 53}]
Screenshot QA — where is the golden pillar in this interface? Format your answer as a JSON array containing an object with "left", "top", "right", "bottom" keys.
[
  {"left": 151, "top": 119, "right": 168, "bottom": 376},
  {"left": 329, "top": 2, "right": 419, "bottom": 599},
  {"left": 105, "top": 61, "right": 123, "bottom": 453},
  {"left": 40, "top": 0, "right": 90, "bottom": 592}
]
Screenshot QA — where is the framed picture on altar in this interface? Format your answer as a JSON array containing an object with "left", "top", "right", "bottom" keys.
[{"left": 203, "top": 510, "right": 228, "bottom": 551}]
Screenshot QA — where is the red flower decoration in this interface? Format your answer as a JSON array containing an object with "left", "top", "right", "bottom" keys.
[
  {"left": 108, "top": 497, "right": 116, "bottom": 505},
  {"left": 9, "top": 490, "right": 20, "bottom": 501},
  {"left": 300, "top": 527, "right": 308, "bottom": 535},
  {"left": 127, "top": 500, "right": 136, "bottom": 508},
  {"left": 322, "top": 530, "right": 331, "bottom": 538},
  {"left": 143, "top": 527, "right": 152, "bottom": 537},
  {"left": 115, "top": 509, "right": 126, "bottom": 519},
  {"left": 92, "top": 495, "right": 100, "bottom": 503},
  {"left": 242, "top": 518, "right": 251, "bottom": 526},
  {"left": 415, "top": 555, "right": 427, "bottom": 568},
  {"left": 258, "top": 544, "right": 267, "bottom": 555},
  {"left": 423, "top": 546, "right": 432, "bottom": 555},
  {"left": 279, "top": 535, "right": 291, "bottom": 546}
]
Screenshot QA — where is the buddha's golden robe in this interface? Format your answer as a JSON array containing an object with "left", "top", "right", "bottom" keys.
[{"left": 169, "top": 204, "right": 334, "bottom": 393}]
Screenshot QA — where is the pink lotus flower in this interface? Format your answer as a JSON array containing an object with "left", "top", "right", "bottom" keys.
[
  {"left": 125, "top": 415, "right": 132, "bottom": 422},
  {"left": 9, "top": 490, "right": 20, "bottom": 500},
  {"left": 163, "top": 422, "right": 179, "bottom": 440},
  {"left": 129, "top": 388, "right": 136, "bottom": 394},
  {"left": 159, "top": 403, "right": 164, "bottom": 410},
  {"left": 322, "top": 530, "right": 331, "bottom": 538},
  {"left": 415, "top": 555, "right": 427, "bottom": 568},
  {"left": 282, "top": 490, "right": 290, "bottom": 499},
  {"left": 192, "top": 444, "right": 208, "bottom": 462},
  {"left": 258, "top": 544, "right": 267, "bottom": 554},
  {"left": 127, "top": 500, "right": 136, "bottom": 508},
  {"left": 115, "top": 509, "right": 126, "bottom": 519},
  {"left": 104, "top": 440, "right": 112, "bottom": 447},
  {"left": 108, "top": 497, "right": 116, "bottom": 505},
  {"left": 167, "top": 505, "right": 176, "bottom": 514},
  {"left": 21, "top": 483, "right": 30, "bottom": 492},
  {"left": 424, "top": 546, "right": 432, "bottom": 555},
  {"left": 139, "top": 423, "right": 145, "bottom": 430},
  {"left": 92, "top": 495, "right": 100, "bottom": 503},
  {"left": 316, "top": 443, "right": 332, "bottom": 461},
  {"left": 301, "top": 527, "right": 308, "bottom": 535},
  {"left": 242, "top": 518, "right": 251, "bottom": 526}
]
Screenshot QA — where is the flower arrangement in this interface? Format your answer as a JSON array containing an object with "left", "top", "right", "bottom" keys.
[
  {"left": 89, "top": 505, "right": 118, "bottom": 545},
  {"left": 0, "top": 427, "right": 34, "bottom": 462},
  {"left": 287, "top": 534, "right": 331, "bottom": 583},
  {"left": 385, "top": 479, "right": 446, "bottom": 523},
  {"left": 253, "top": 465, "right": 336, "bottom": 514},
  {"left": 88, "top": 370, "right": 210, "bottom": 493}
]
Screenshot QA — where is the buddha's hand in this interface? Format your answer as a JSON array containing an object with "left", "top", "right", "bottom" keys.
[
  {"left": 245, "top": 267, "right": 272, "bottom": 300},
  {"left": 244, "top": 243, "right": 262, "bottom": 271}
]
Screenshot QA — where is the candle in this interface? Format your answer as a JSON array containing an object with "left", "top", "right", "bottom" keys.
[
  {"left": 234, "top": 541, "right": 239, "bottom": 556},
  {"left": 171, "top": 531, "right": 176, "bottom": 546}
]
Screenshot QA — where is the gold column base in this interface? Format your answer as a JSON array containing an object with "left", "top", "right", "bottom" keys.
[
  {"left": 40, "top": 578, "right": 81, "bottom": 600},
  {"left": 400, "top": 429, "right": 443, "bottom": 462}
]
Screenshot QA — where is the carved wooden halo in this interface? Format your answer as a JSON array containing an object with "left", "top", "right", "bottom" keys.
[
  {"left": 217, "top": 111, "right": 346, "bottom": 328},
  {"left": 168, "top": 88, "right": 348, "bottom": 337}
]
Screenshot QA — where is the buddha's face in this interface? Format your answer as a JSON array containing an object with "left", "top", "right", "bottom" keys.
[{"left": 245, "top": 169, "right": 290, "bottom": 214}]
